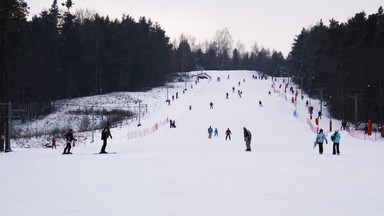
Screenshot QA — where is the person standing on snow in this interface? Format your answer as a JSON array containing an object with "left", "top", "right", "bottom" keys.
[
  {"left": 331, "top": 130, "right": 341, "bottom": 155},
  {"left": 243, "top": 127, "right": 252, "bottom": 151},
  {"left": 208, "top": 126, "right": 213, "bottom": 139},
  {"left": 209, "top": 102, "right": 214, "bottom": 109},
  {"left": 100, "top": 123, "right": 112, "bottom": 154},
  {"left": 63, "top": 129, "right": 77, "bottom": 154},
  {"left": 225, "top": 128, "right": 232, "bottom": 140},
  {"left": 52, "top": 138, "right": 56, "bottom": 149},
  {"left": 214, "top": 128, "right": 219, "bottom": 137},
  {"left": 314, "top": 129, "right": 328, "bottom": 154},
  {"left": 318, "top": 111, "right": 322, "bottom": 119}
]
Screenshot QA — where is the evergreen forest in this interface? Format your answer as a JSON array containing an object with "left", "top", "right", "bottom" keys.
[{"left": 1, "top": 0, "right": 384, "bottom": 126}]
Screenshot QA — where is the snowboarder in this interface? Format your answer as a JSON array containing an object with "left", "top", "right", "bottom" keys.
[
  {"left": 314, "top": 129, "right": 328, "bottom": 154},
  {"left": 243, "top": 127, "right": 252, "bottom": 151},
  {"left": 209, "top": 102, "right": 214, "bottom": 109},
  {"left": 214, "top": 128, "right": 219, "bottom": 137},
  {"left": 63, "top": 129, "right": 77, "bottom": 154},
  {"left": 208, "top": 126, "right": 213, "bottom": 139},
  {"left": 225, "top": 128, "right": 232, "bottom": 140},
  {"left": 100, "top": 123, "right": 112, "bottom": 154},
  {"left": 331, "top": 130, "right": 341, "bottom": 155}
]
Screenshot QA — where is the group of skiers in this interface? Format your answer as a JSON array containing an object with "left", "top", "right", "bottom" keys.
[
  {"left": 314, "top": 129, "right": 341, "bottom": 155},
  {"left": 207, "top": 126, "right": 252, "bottom": 151},
  {"left": 61, "top": 123, "right": 113, "bottom": 155}
]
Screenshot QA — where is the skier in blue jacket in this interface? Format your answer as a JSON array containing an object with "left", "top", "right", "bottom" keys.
[
  {"left": 331, "top": 131, "right": 341, "bottom": 155},
  {"left": 315, "top": 129, "right": 328, "bottom": 154},
  {"left": 208, "top": 126, "right": 213, "bottom": 139}
]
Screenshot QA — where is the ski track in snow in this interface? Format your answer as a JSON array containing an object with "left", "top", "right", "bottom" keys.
[{"left": 1, "top": 70, "right": 384, "bottom": 216}]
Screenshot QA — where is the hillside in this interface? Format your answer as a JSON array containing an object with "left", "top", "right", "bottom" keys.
[{"left": 1, "top": 70, "right": 384, "bottom": 216}]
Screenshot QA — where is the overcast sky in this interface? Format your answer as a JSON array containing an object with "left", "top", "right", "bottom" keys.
[{"left": 27, "top": 0, "right": 383, "bottom": 56}]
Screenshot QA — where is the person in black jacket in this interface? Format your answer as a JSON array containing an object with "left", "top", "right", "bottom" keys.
[
  {"left": 63, "top": 129, "right": 77, "bottom": 154},
  {"left": 243, "top": 127, "right": 252, "bottom": 151},
  {"left": 100, "top": 123, "right": 112, "bottom": 154}
]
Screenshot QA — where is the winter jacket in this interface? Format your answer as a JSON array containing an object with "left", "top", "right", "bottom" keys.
[
  {"left": 244, "top": 129, "right": 252, "bottom": 141},
  {"left": 316, "top": 132, "right": 328, "bottom": 144},
  {"left": 225, "top": 129, "right": 231, "bottom": 135},
  {"left": 66, "top": 132, "right": 76, "bottom": 143},
  {"left": 208, "top": 127, "right": 213, "bottom": 134},
  {"left": 331, "top": 132, "right": 340, "bottom": 143},
  {"left": 102, "top": 126, "right": 112, "bottom": 140}
]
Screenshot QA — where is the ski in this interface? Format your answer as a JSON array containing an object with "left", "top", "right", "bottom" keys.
[{"left": 94, "top": 152, "right": 116, "bottom": 154}]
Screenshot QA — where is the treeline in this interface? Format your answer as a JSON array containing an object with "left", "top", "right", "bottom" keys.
[
  {"left": 7, "top": 0, "right": 174, "bottom": 109},
  {"left": 173, "top": 29, "right": 285, "bottom": 75},
  {"left": 2, "top": 0, "right": 285, "bottom": 115},
  {"left": 288, "top": 7, "right": 384, "bottom": 124}
]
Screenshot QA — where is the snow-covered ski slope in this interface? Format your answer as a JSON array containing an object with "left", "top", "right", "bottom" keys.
[{"left": 1, "top": 71, "right": 384, "bottom": 216}]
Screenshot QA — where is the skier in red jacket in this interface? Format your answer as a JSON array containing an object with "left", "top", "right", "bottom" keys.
[{"left": 225, "top": 128, "right": 232, "bottom": 140}]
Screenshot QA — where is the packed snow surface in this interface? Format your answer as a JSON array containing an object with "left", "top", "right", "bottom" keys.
[{"left": 1, "top": 71, "right": 383, "bottom": 216}]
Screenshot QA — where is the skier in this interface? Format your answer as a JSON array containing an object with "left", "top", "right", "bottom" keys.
[
  {"left": 314, "top": 129, "right": 328, "bottom": 154},
  {"left": 341, "top": 120, "right": 346, "bottom": 130},
  {"left": 208, "top": 126, "right": 213, "bottom": 139},
  {"left": 100, "top": 123, "right": 112, "bottom": 154},
  {"left": 214, "top": 128, "right": 219, "bottom": 137},
  {"left": 243, "top": 127, "right": 252, "bottom": 151},
  {"left": 331, "top": 130, "right": 341, "bottom": 155},
  {"left": 225, "top": 128, "right": 232, "bottom": 140},
  {"left": 63, "top": 129, "right": 77, "bottom": 154},
  {"left": 52, "top": 138, "right": 56, "bottom": 149}
]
